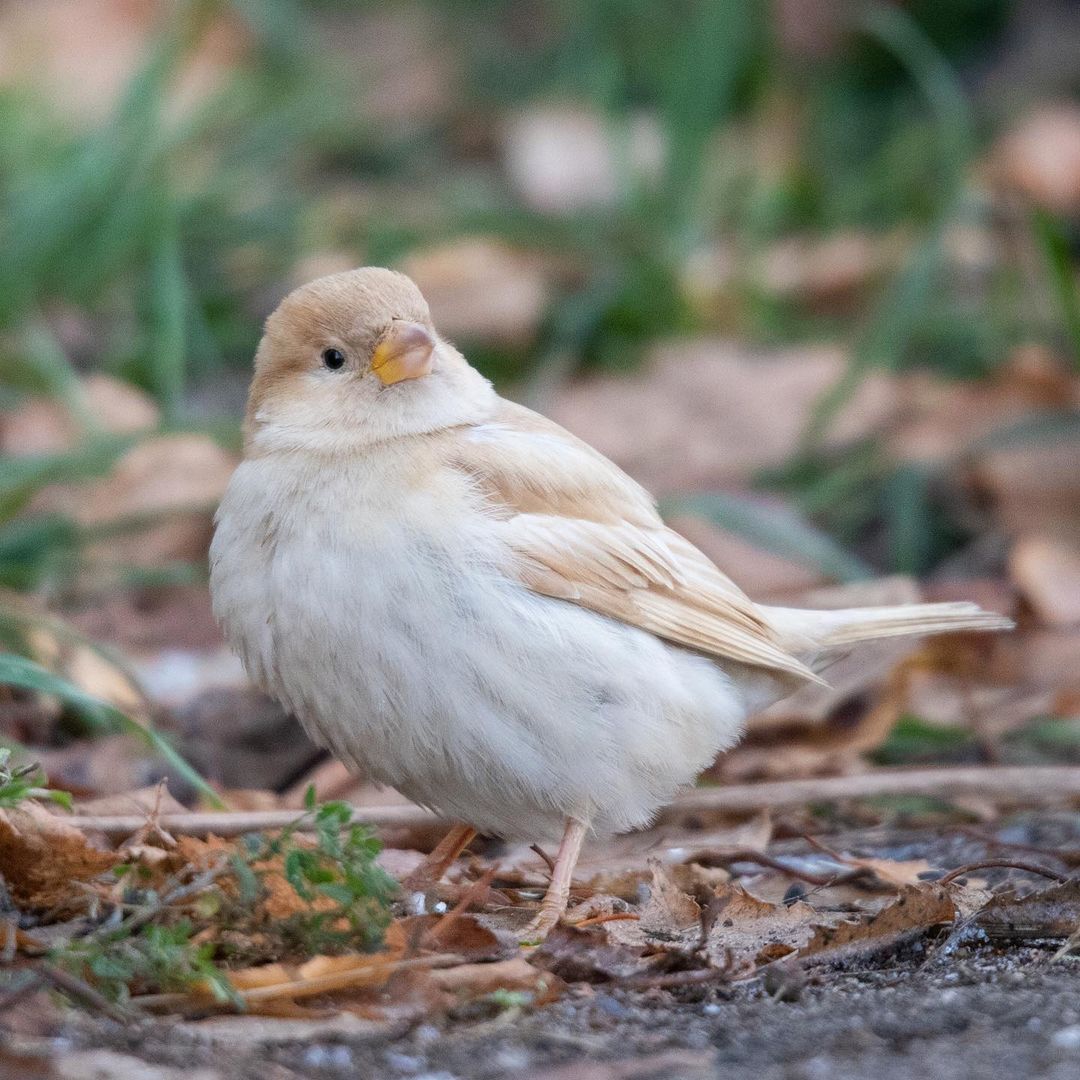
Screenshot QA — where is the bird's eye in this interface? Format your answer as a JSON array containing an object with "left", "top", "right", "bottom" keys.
[{"left": 321, "top": 348, "right": 346, "bottom": 371}]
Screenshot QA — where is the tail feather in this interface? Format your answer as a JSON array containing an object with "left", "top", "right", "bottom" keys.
[{"left": 763, "top": 602, "right": 1014, "bottom": 654}]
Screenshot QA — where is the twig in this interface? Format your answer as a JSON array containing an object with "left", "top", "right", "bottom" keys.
[
  {"left": 696, "top": 848, "right": 872, "bottom": 888},
  {"left": 117, "top": 859, "right": 232, "bottom": 938},
  {"left": 61, "top": 804, "right": 438, "bottom": 838},
  {"left": 572, "top": 912, "right": 641, "bottom": 928},
  {"left": 530, "top": 844, "right": 556, "bottom": 874},
  {"left": 665, "top": 766, "right": 1080, "bottom": 817},
  {"left": 939, "top": 859, "right": 1068, "bottom": 885},
  {"left": 130, "top": 952, "right": 466, "bottom": 1012},
  {"left": 37, "top": 961, "right": 136, "bottom": 1023},
  {"left": 956, "top": 826, "right": 1080, "bottom": 868},
  {"left": 55, "top": 766, "right": 1080, "bottom": 841}
]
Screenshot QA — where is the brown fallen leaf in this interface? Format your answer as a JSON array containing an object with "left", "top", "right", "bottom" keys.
[
  {"left": 975, "top": 880, "right": 1080, "bottom": 941},
  {"left": 637, "top": 859, "right": 702, "bottom": 937},
  {"left": 602, "top": 878, "right": 826, "bottom": 968},
  {"left": 0, "top": 801, "right": 115, "bottom": 910},
  {"left": 76, "top": 434, "right": 238, "bottom": 566},
  {"left": 973, "top": 439, "right": 1080, "bottom": 547},
  {"left": 74, "top": 784, "right": 187, "bottom": 819},
  {"left": 825, "top": 854, "right": 935, "bottom": 890},
  {"left": 1010, "top": 535, "right": 1080, "bottom": 627},
  {"left": 549, "top": 341, "right": 896, "bottom": 494},
  {"left": 993, "top": 102, "right": 1080, "bottom": 215},
  {"left": 803, "top": 885, "right": 956, "bottom": 963},
  {"left": 406, "top": 913, "right": 504, "bottom": 960},
  {"left": 429, "top": 956, "right": 559, "bottom": 999},
  {"left": 398, "top": 239, "right": 552, "bottom": 349},
  {"left": 0, "top": 374, "right": 159, "bottom": 457},
  {"left": 667, "top": 513, "right": 827, "bottom": 599},
  {"left": 756, "top": 230, "right": 903, "bottom": 314}
]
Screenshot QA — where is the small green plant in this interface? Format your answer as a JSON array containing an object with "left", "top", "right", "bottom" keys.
[
  {"left": 0, "top": 746, "right": 71, "bottom": 809},
  {"left": 59, "top": 919, "right": 237, "bottom": 1005},
  {"left": 48, "top": 789, "right": 398, "bottom": 1007},
  {"left": 247, "top": 788, "right": 399, "bottom": 955}
]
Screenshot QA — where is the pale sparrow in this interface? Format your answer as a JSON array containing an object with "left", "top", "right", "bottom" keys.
[{"left": 210, "top": 268, "right": 1011, "bottom": 936}]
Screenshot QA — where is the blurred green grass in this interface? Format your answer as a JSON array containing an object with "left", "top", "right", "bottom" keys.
[{"left": 0, "top": 0, "right": 1078, "bottom": 598}]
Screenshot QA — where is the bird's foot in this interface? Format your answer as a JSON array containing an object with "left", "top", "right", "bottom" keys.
[
  {"left": 519, "top": 818, "right": 588, "bottom": 944},
  {"left": 522, "top": 902, "right": 566, "bottom": 943}
]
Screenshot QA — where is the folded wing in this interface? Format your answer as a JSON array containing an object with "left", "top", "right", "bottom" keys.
[{"left": 446, "top": 400, "right": 820, "bottom": 683}]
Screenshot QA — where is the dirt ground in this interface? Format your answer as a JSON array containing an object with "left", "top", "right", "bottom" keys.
[
  {"left": 5, "top": 942, "right": 1079, "bottom": 1080},
  {"left": 5, "top": 814, "right": 1080, "bottom": 1080}
]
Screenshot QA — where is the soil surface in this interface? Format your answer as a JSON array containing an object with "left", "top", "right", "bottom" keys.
[
  {"left": 5, "top": 946, "right": 1080, "bottom": 1080},
  {"left": 5, "top": 815, "right": 1080, "bottom": 1080}
]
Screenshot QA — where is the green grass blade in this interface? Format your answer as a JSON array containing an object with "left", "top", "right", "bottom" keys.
[
  {"left": 661, "top": 491, "right": 873, "bottom": 583},
  {"left": 0, "top": 652, "right": 225, "bottom": 810},
  {"left": 1031, "top": 207, "right": 1080, "bottom": 372}
]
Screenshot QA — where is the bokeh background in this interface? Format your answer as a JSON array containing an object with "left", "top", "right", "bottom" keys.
[{"left": 2, "top": 0, "right": 1079, "bottom": 804}]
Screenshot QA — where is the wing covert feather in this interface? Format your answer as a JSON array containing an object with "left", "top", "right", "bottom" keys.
[{"left": 443, "top": 400, "right": 819, "bottom": 683}]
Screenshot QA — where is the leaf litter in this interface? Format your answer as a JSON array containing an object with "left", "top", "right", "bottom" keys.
[{"left": 2, "top": 763, "right": 1080, "bottom": 1061}]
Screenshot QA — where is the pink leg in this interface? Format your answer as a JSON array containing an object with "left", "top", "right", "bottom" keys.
[
  {"left": 402, "top": 823, "right": 478, "bottom": 889},
  {"left": 525, "top": 818, "right": 587, "bottom": 939}
]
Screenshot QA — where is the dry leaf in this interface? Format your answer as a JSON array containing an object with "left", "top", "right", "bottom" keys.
[
  {"left": 757, "top": 230, "right": 902, "bottom": 313},
  {"left": 975, "top": 880, "right": 1080, "bottom": 941},
  {"left": 637, "top": 860, "right": 702, "bottom": 936},
  {"left": 408, "top": 913, "right": 503, "bottom": 960},
  {"left": 0, "top": 801, "right": 115, "bottom": 909},
  {"left": 550, "top": 341, "right": 896, "bottom": 493},
  {"left": 803, "top": 885, "right": 956, "bottom": 962},
  {"left": 668, "top": 513, "right": 827, "bottom": 599},
  {"left": 0, "top": 374, "right": 158, "bottom": 457},
  {"left": 74, "top": 785, "right": 187, "bottom": 818},
  {"left": 222, "top": 950, "right": 406, "bottom": 1003},
  {"left": 428, "top": 956, "right": 558, "bottom": 998},
  {"left": 601, "top": 879, "right": 824, "bottom": 968},
  {"left": 831, "top": 856, "right": 935, "bottom": 889},
  {"left": 994, "top": 103, "right": 1080, "bottom": 215},
  {"left": 76, "top": 434, "right": 238, "bottom": 566},
  {"left": 398, "top": 239, "right": 551, "bottom": 348},
  {"left": 1010, "top": 535, "right": 1080, "bottom": 627},
  {"left": 705, "top": 883, "right": 825, "bottom": 965},
  {"left": 974, "top": 440, "right": 1080, "bottom": 547}
]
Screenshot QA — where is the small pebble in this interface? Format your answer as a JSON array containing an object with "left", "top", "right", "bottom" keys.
[
  {"left": 386, "top": 1051, "right": 424, "bottom": 1073},
  {"left": 494, "top": 1047, "right": 530, "bottom": 1070},
  {"left": 1052, "top": 1025, "right": 1080, "bottom": 1050}
]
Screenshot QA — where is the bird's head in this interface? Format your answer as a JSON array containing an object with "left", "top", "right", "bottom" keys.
[{"left": 245, "top": 267, "right": 494, "bottom": 454}]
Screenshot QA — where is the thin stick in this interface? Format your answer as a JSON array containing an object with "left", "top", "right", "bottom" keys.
[
  {"left": 696, "top": 848, "right": 872, "bottom": 888},
  {"left": 57, "top": 765, "right": 1080, "bottom": 841},
  {"left": 665, "top": 766, "right": 1080, "bottom": 817},
  {"left": 63, "top": 804, "right": 438, "bottom": 838},
  {"left": 938, "top": 859, "right": 1068, "bottom": 885},
  {"left": 37, "top": 962, "right": 136, "bottom": 1023},
  {"left": 130, "top": 952, "right": 465, "bottom": 1012}
]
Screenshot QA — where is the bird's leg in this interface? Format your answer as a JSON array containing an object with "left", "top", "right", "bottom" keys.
[
  {"left": 402, "top": 823, "right": 478, "bottom": 890},
  {"left": 524, "top": 818, "right": 587, "bottom": 940}
]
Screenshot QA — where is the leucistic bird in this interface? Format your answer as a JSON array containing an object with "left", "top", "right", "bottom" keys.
[{"left": 210, "top": 268, "right": 1011, "bottom": 937}]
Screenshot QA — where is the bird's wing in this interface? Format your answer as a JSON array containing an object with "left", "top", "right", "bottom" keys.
[{"left": 445, "top": 400, "right": 819, "bottom": 682}]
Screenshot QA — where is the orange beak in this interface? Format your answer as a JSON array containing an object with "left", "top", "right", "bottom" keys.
[{"left": 371, "top": 320, "right": 436, "bottom": 386}]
